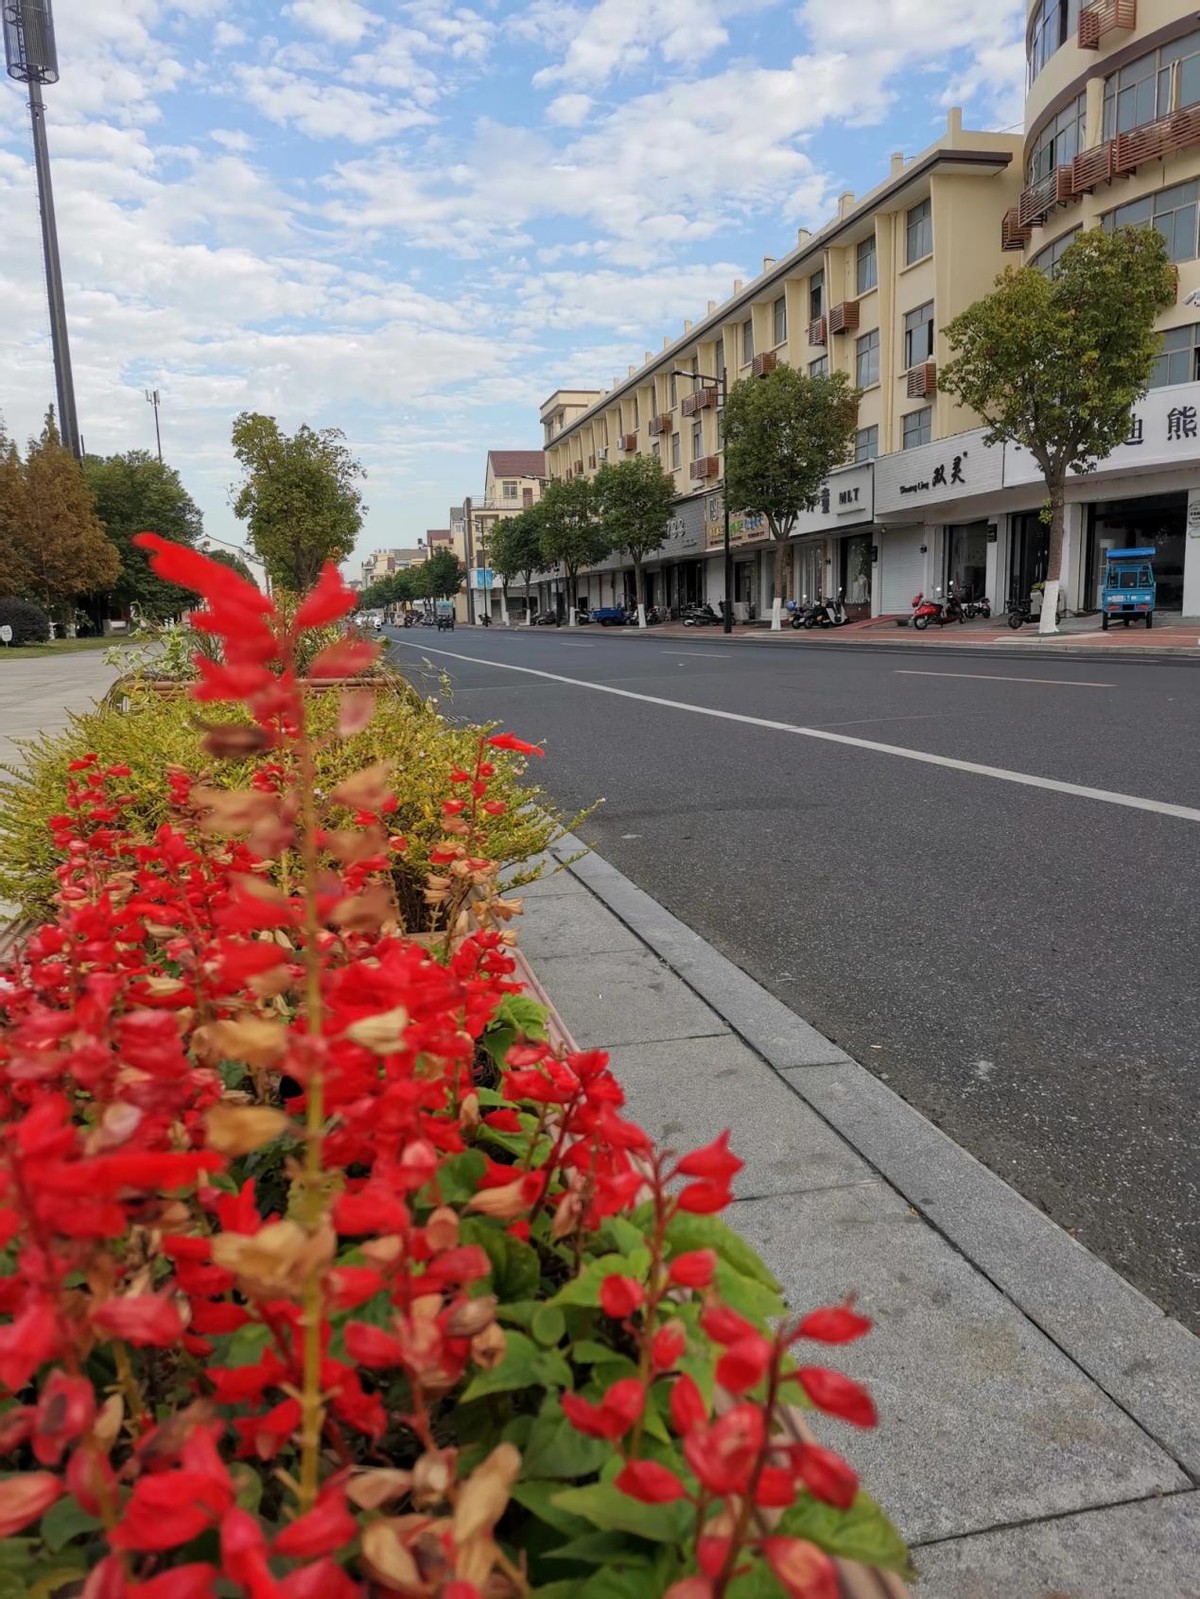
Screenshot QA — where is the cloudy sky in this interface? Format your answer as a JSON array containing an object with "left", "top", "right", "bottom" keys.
[{"left": 0, "top": 0, "right": 1024, "bottom": 562}]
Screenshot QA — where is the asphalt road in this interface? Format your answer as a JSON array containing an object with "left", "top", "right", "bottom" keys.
[{"left": 387, "top": 625, "right": 1200, "bottom": 1332}]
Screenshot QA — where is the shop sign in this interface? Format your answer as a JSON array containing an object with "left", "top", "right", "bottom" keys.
[
  {"left": 703, "top": 494, "right": 773, "bottom": 550},
  {"left": 875, "top": 427, "right": 999, "bottom": 513},
  {"left": 1188, "top": 489, "right": 1200, "bottom": 539},
  {"left": 1005, "top": 380, "right": 1200, "bottom": 487},
  {"left": 660, "top": 497, "right": 705, "bottom": 554},
  {"left": 792, "top": 463, "right": 874, "bottom": 536}
]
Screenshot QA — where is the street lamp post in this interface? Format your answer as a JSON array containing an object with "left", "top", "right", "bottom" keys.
[
  {"left": 145, "top": 388, "right": 162, "bottom": 463},
  {"left": 4, "top": 0, "right": 81, "bottom": 461},
  {"left": 674, "top": 364, "right": 732, "bottom": 634}
]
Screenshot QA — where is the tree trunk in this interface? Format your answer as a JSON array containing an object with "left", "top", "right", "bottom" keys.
[
  {"left": 567, "top": 569, "right": 576, "bottom": 626},
  {"left": 500, "top": 580, "right": 509, "bottom": 626},
  {"left": 1040, "top": 472, "right": 1067, "bottom": 636},
  {"left": 634, "top": 557, "right": 646, "bottom": 627},
  {"left": 771, "top": 534, "right": 789, "bottom": 632},
  {"left": 523, "top": 570, "right": 535, "bottom": 624}
]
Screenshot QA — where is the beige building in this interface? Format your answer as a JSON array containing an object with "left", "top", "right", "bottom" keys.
[
  {"left": 459, "top": 450, "right": 547, "bottom": 622},
  {"left": 541, "top": 109, "right": 1024, "bottom": 623},
  {"left": 360, "top": 545, "right": 429, "bottom": 587}
]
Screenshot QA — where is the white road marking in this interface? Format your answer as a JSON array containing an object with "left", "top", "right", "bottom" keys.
[
  {"left": 896, "top": 669, "right": 1113, "bottom": 689},
  {"left": 392, "top": 640, "right": 1200, "bottom": 824},
  {"left": 673, "top": 651, "right": 732, "bottom": 659}
]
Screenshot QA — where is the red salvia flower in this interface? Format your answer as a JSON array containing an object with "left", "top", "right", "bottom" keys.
[
  {"left": 615, "top": 1460, "right": 688, "bottom": 1503},
  {"left": 273, "top": 1484, "right": 358, "bottom": 1558},
  {"left": 762, "top": 1537, "right": 839, "bottom": 1599},
  {"left": 796, "top": 1367, "right": 878, "bottom": 1429},
  {"left": 667, "top": 1249, "right": 717, "bottom": 1289},
  {"left": 793, "top": 1304, "right": 872, "bottom": 1345},
  {"left": 673, "top": 1129, "right": 743, "bottom": 1183},
  {"left": 598, "top": 1275, "right": 645, "bottom": 1318}
]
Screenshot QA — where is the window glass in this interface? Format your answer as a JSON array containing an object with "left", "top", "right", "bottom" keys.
[
  {"left": 1149, "top": 324, "right": 1200, "bottom": 387},
  {"left": 692, "top": 421, "right": 703, "bottom": 457},
  {"left": 810, "top": 270, "right": 825, "bottom": 322},
  {"left": 671, "top": 433, "right": 681, "bottom": 470},
  {"left": 856, "top": 236, "right": 877, "bottom": 294},
  {"left": 1027, "top": 95, "right": 1085, "bottom": 183},
  {"left": 904, "top": 302, "right": 935, "bottom": 368},
  {"left": 1030, "top": 227, "right": 1080, "bottom": 276},
  {"left": 855, "top": 425, "right": 879, "bottom": 463},
  {"left": 906, "top": 199, "right": 932, "bottom": 263},
  {"left": 1103, "top": 180, "right": 1199, "bottom": 263},
  {"left": 631, "top": 396, "right": 638, "bottom": 426},
  {"left": 742, "top": 319, "right": 754, "bottom": 364},
  {"left": 902, "top": 408, "right": 931, "bottom": 450},
  {"left": 669, "top": 372, "right": 677, "bottom": 407},
  {"left": 714, "top": 338, "right": 724, "bottom": 378},
  {"left": 809, "top": 355, "right": 829, "bottom": 377},
  {"left": 773, "top": 296, "right": 787, "bottom": 345},
  {"left": 856, "top": 328, "right": 880, "bottom": 387},
  {"left": 1103, "top": 29, "right": 1200, "bottom": 138}
]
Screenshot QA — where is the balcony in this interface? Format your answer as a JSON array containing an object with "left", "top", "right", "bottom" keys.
[
  {"left": 1078, "top": 0, "right": 1135, "bottom": 49},
  {"left": 752, "top": 351, "right": 778, "bottom": 377},
  {"left": 828, "top": 300, "right": 861, "bottom": 335},
  {"left": 681, "top": 387, "right": 717, "bottom": 416},
  {"left": 808, "top": 315, "right": 827, "bottom": 347},
  {"left": 1001, "top": 206, "right": 1032, "bottom": 250},
  {"left": 1114, "top": 106, "right": 1200, "bottom": 174},
  {"left": 1018, "top": 165, "right": 1074, "bottom": 228},
  {"left": 690, "top": 456, "right": 719, "bottom": 481},
  {"left": 647, "top": 413, "right": 672, "bottom": 436},
  {"left": 1071, "top": 139, "right": 1117, "bottom": 193},
  {"left": 906, "top": 362, "right": 937, "bottom": 400}
]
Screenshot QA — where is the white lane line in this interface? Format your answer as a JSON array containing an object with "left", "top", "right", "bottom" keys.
[
  {"left": 391, "top": 640, "right": 1200, "bottom": 824},
  {"left": 673, "top": 651, "right": 732, "bottom": 659},
  {"left": 896, "top": 669, "right": 1113, "bottom": 689}
]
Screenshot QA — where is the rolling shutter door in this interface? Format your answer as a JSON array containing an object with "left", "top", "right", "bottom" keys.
[{"left": 880, "top": 526, "right": 926, "bottom": 614}]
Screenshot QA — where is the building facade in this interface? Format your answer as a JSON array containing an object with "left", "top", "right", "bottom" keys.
[
  {"left": 360, "top": 546, "right": 429, "bottom": 587},
  {"left": 459, "top": 449, "right": 547, "bottom": 622}
]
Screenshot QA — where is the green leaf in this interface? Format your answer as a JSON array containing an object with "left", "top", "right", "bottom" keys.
[
  {"left": 461, "top": 1219, "right": 541, "bottom": 1301},
  {"left": 777, "top": 1491, "right": 913, "bottom": 1577},
  {"left": 431, "top": 1149, "right": 486, "bottom": 1205},
  {"left": 546, "top": 1530, "right": 655, "bottom": 1567},
  {"left": 550, "top": 1481, "right": 691, "bottom": 1545},
  {"left": 0, "top": 1579, "right": 25, "bottom": 1599},
  {"left": 0, "top": 1542, "right": 36, "bottom": 1574},
  {"left": 712, "top": 1259, "right": 785, "bottom": 1324},
  {"left": 569, "top": 1340, "right": 622, "bottom": 1365},
  {"left": 603, "top": 1215, "right": 647, "bottom": 1257},
  {"left": 531, "top": 1304, "right": 566, "bottom": 1347},
  {"left": 460, "top": 1331, "right": 571, "bottom": 1402},
  {"left": 480, "top": 993, "right": 550, "bottom": 1065},
  {"left": 663, "top": 1211, "right": 781, "bottom": 1293},
  {"left": 30, "top": 1570, "right": 89, "bottom": 1599},
  {"left": 38, "top": 1496, "right": 102, "bottom": 1554},
  {"left": 222, "top": 1321, "right": 271, "bottom": 1368},
  {"left": 549, "top": 1250, "right": 650, "bottom": 1309},
  {"left": 521, "top": 1402, "right": 612, "bottom": 1481},
  {"left": 510, "top": 1480, "right": 596, "bottom": 1537}
]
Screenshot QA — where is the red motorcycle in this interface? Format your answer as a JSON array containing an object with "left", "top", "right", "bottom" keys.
[{"left": 910, "top": 586, "right": 966, "bottom": 629}]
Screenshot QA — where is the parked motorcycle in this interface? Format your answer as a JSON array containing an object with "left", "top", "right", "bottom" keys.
[
  {"left": 799, "top": 590, "right": 848, "bottom": 628},
  {"left": 402, "top": 611, "right": 416, "bottom": 628},
  {"left": 1007, "top": 585, "right": 1067, "bottom": 629},
  {"left": 961, "top": 592, "right": 992, "bottom": 620},
  {"left": 910, "top": 590, "right": 943, "bottom": 630},
  {"left": 534, "top": 610, "right": 559, "bottom": 626},
  {"left": 942, "top": 583, "right": 967, "bottom": 625},
  {"left": 790, "top": 596, "right": 822, "bottom": 629},
  {"left": 681, "top": 603, "right": 721, "bottom": 627}
]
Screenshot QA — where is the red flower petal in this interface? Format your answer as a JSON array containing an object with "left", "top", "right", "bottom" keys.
[
  {"left": 599, "top": 1275, "right": 645, "bottom": 1318},
  {"left": 667, "top": 1249, "right": 717, "bottom": 1289},
  {"left": 796, "top": 1366, "right": 878, "bottom": 1429},
  {"left": 294, "top": 562, "right": 358, "bottom": 629},
  {"left": 674, "top": 1130, "right": 743, "bottom": 1183},
  {"left": 615, "top": 1459, "right": 687, "bottom": 1504},
  {"left": 762, "top": 1537, "right": 839, "bottom": 1599},
  {"left": 794, "top": 1304, "right": 872, "bottom": 1344}
]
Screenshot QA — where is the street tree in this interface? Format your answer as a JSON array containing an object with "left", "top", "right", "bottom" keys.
[
  {"left": 205, "top": 548, "right": 256, "bottom": 586},
  {"left": 722, "top": 365, "right": 860, "bottom": 629},
  {"left": 538, "top": 476, "right": 609, "bottom": 624},
  {"left": 941, "top": 225, "right": 1176, "bottom": 633},
  {"left": 84, "top": 450, "right": 204, "bottom": 621},
  {"left": 231, "top": 412, "right": 364, "bottom": 593},
  {"left": 420, "top": 547, "right": 466, "bottom": 601},
  {"left": 593, "top": 455, "right": 675, "bottom": 626},
  {"left": 490, "top": 505, "right": 546, "bottom": 625},
  {"left": 0, "top": 410, "right": 119, "bottom": 629}
]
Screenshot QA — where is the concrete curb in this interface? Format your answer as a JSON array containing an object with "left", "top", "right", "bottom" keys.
[{"left": 550, "top": 831, "right": 1200, "bottom": 1482}]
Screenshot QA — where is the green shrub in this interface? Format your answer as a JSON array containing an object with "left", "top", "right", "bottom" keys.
[
  {"left": 0, "top": 595, "right": 51, "bottom": 645},
  {"left": 0, "top": 677, "right": 571, "bottom": 922}
]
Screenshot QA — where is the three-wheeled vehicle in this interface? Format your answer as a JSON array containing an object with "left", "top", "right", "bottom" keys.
[
  {"left": 435, "top": 600, "right": 455, "bottom": 631},
  {"left": 1101, "top": 547, "right": 1156, "bottom": 630}
]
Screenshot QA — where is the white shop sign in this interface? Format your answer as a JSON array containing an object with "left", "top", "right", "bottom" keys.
[
  {"left": 1004, "top": 380, "right": 1200, "bottom": 487},
  {"left": 791, "top": 462, "right": 875, "bottom": 537},
  {"left": 875, "top": 427, "right": 999, "bottom": 513}
]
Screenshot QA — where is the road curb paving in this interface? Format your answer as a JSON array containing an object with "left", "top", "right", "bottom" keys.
[{"left": 547, "top": 831, "right": 1200, "bottom": 1483}]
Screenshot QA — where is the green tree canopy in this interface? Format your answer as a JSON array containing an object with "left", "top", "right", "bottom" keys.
[
  {"left": 940, "top": 225, "right": 1177, "bottom": 631},
  {"left": 722, "top": 365, "right": 860, "bottom": 626},
  {"left": 419, "top": 547, "right": 466, "bottom": 600},
  {"left": 205, "top": 547, "right": 256, "bottom": 586},
  {"left": 490, "top": 506, "right": 546, "bottom": 623},
  {"left": 84, "top": 450, "right": 204, "bottom": 620},
  {"left": 231, "top": 412, "right": 364, "bottom": 593},
  {"left": 593, "top": 456, "right": 675, "bottom": 622},
  {"left": 0, "top": 411, "right": 120, "bottom": 621},
  {"left": 538, "top": 477, "right": 609, "bottom": 617}
]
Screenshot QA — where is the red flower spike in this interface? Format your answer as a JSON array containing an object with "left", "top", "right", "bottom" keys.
[
  {"left": 487, "top": 732, "right": 544, "bottom": 757},
  {"left": 599, "top": 1275, "right": 645, "bottom": 1318},
  {"left": 793, "top": 1443, "right": 859, "bottom": 1510},
  {"left": 278, "top": 1560, "right": 362, "bottom": 1599},
  {"left": 127, "top": 1566, "right": 220, "bottom": 1599},
  {"left": 715, "top": 1332, "right": 772, "bottom": 1395},
  {"left": 33, "top": 1370, "right": 95, "bottom": 1465},
  {"left": 650, "top": 1322, "right": 686, "bottom": 1372},
  {"left": 0, "top": 1472, "right": 63, "bottom": 1538},
  {"left": 561, "top": 1378, "right": 644, "bottom": 1441},
  {"left": 676, "top": 1179, "right": 733, "bottom": 1214},
  {"left": 668, "top": 1373, "right": 708, "bottom": 1436},
  {"left": 221, "top": 1506, "right": 277, "bottom": 1596},
  {"left": 615, "top": 1460, "right": 687, "bottom": 1504},
  {"left": 697, "top": 1536, "right": 730, "bottom": 1578},
  {"left": 699, "top": 1304, "right": 757, "bottom": 1347},
  {"left": 762, "top": 1537, "right": 839, "bottom": 1599},
  {"left": 753, "top": 1464, "right": 796, "bottom": 1508},
  {"left": 343, "top": 1323, "right": 405, "bottom": 1369},
  {"left": 273, "top": 1484, "right": 358, "bottom": 1558},
  {"left": 673, "top": 1129, "right": 743, "bottom": 1183},
  {"left": 794, "top": 1304, "right": 872, "bottom": 1345},
  {"left": 667, "top": 1249, "right": 717, "bottom": 1290},
  {"left": 665, "top": 1581, "right": 715, "bottom": 1599},
  {"left": 294, "top": 561, "right": 357, "bottom": 629},
  {"left": 682, "top": 1404, "right": 764, "bottom": 1497},
  {"left": 796, "top": 1367, "right": 878, "bottom": 1429},
  {"left": 133, "top": 533, "right": 270, "bottom": 615},
  {"left": 91, "top": 1294, "right": 184, "bottom": 1347},
  {"left": 307, "top": 638, "right": 380, "bottom": 681}
]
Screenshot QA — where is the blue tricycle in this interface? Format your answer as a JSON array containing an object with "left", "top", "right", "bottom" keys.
[{"left": 1101, "top": 547, "right": 1155, "bottom": 631}]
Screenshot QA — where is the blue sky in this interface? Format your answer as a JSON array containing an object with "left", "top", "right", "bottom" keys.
[{"left": 0, "top": 0, "right": 1024, "bottom": 562}]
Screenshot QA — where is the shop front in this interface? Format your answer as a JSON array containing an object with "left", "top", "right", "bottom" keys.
[
  {"left": 788, "top": 461, "right": 877, "bottom": 618},
  {"left": 1082, "top": 493, "right": 1187, "bottom": 612},
  {"left": 945, "top": 521, "right": 989, "bottom": 606}
]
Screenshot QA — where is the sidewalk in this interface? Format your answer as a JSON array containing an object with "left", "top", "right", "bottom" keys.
[{"left": 516, "top": 838, "right": 1200, "bottom": 1597}]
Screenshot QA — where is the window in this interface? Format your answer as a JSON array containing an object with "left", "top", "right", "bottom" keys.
[
  {"left": 906, "top": 198, "right": 932, "bottom": 264},
  {"left": 856, "top": 235, "right": 877, "bottom": 294},
  {"left": 742, "top": 319, "right": 754, "bottom": 365},
  {"left": 671, "top": 433, "right": 681, "bottom": 470},
  {"left": 669, "top": 371, "right": 677, "bottom": 407},
  {"left": 903, "top": 408, "right": 932, "bottom": 449},
  {"left": 631, "top": 395, "right": 639, "bottom": 427},
  {"left": 773, "top": 295, "right": 787, "bottom": 346},
  {"left": 714, "top": 337, "right": 724, "bottom": 379},
  {"left": 855, "top": 328, "right": 880, "bottom": 387},
  {"left": 809, "top": 355, "right": 829, "bottom": 377},
  {"left": 1150, "top": 323, "right": 1200, "bottom": 387},
  {"left": 1103, "top": 179, "right": 1199, "bottom": 263},
  {"left": 652, "top": 440, "right": 660, "bottom": 460},
  {"left": 904, "top": 301, "right": 935, "bottom": 368},
  {"left": 1030, "top": 227, "right": 1080, "bottom": 277},
  {"left": 1027, "top": 94, "right": 1086, "bottom": 184},
  {"left": 1103, "top": 29, "right": 1200, "bottom": 139},
  {"left": 855, "top": 425, "right": 879, "bottom": 463},
  {"left": 809, "top": 269, "right": 825, "bottom": 322},
  {"left": 1028, "top": 0, "right": 1081, "bottom": 88},
  {"left": 692, "top": 421, "right": 703, "bottom": 458},
  {"left": 502, "top": 480, "right": 517, "bottom": 500}
]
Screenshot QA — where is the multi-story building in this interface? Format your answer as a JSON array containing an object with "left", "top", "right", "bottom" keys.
[
  {"left": 360, "top": 546, "right": 429, "bottom": 587},
  {"left": 459, "top": 450, "right": 547, "bottom": 621},
  {"left": 541, "top": 109, "right": 1024, "bottom": 622}
]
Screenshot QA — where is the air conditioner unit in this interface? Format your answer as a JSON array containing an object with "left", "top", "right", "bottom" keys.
[
  {"left": 619, "top": 433, "right": 638, "bottom": 452},
  {"left": 647, "top": 413, "right": 672, "bottom": 436},
  {"left": 598, "top": 447, "right": 609, "bottom": 460},
  {"left": 752, "top": 352, "right": 778, "bottom": 378},
  {"left": 906, "top": 362, "right": 937, "bottom": 399},
  {"left": 808, "top": 315, "right": 827, "bottom": 347},
  {"left": 828, "top": 300, "right": 861, "bottom": 334},
  {"left": 689, "top": 456, "right": 719, "bottom": 481}
]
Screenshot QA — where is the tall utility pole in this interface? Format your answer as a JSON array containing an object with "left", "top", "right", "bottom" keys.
[
  {"left": 3, "top": 0, "right": 82, "bottom": 461},
  {"left": 145, "top": 388, "right": 162, "bottom": 462}
]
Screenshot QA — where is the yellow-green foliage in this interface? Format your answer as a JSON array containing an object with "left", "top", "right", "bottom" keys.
[{"left": 0, "top": 675, "right": 570, "bottom": 923}]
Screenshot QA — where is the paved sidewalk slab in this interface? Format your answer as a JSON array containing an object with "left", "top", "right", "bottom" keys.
[
  {"left": 529, "top": 947, "right": 730, "bottom": 1049},
  {"left": 0, "top": 653, "right": 124, "bottom": 776},
  {"left": 913, "top": 1491, "right": 1200, "bottom": 1598}
]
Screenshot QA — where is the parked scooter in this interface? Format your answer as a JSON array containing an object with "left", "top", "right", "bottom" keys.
[
  {"left": 800, "top": 590, "right": 849, "bottom": 628},
  {"left": 402, "top": 611, "right": 417, "bottom": 628},
  {"left": 910, "top": 589, "right": 944, "bottom": 629},
  {"left": 790, "top": 596, "right": 822, "bottom": 629},
  {"left": 681, "top": 603, "right": 721, "bottom": 626},
  {"left": 961, "top": 591, "right": 992, "bottom": 620},
  {"left": 534, "top": 610, "right": 559, "bottom": 626}
]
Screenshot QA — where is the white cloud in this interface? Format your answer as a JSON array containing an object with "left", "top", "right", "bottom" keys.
[
  {"left": 286, "top": 0, "right": 381, "bottom": 46},
  {"left": 214, "top": 21, "right": 248, "bottom": 49},
  {"left": 210, "top": 127, "right": 255, "bottom": 152},
  {"left": 533, "top": 0, "right": 733, "bottom": 88},
  {"left": 235, "top": 65, "right": 435, "bottom": 142},
  {"left": 546, "top": 94, "right": 593, "bottom": 127}
]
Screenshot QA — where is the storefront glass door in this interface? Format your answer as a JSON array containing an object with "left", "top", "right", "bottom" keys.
[
  {"left": 1009, "top": 513, "right": 1048, "bottom": 608},
  {"left": 1086, "top": 493, "right": 1186, "bottom": 611},
  {"left": 840, "top": 534, "right": 872, "bottom": 617},
  {"left": 796, "top": 541, "right": 823, "bottom": 605},
  {"left": 946, "top": 522, "right": 988, "bottom": 604}
]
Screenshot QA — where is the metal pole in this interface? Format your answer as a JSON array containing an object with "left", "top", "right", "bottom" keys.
[
  {"left": 27, "top": 76, "right": 80, "bottom": 460},
  {"left": 721, "top": 366, "right": 732, "bottom": 634},
  {"left": 147, "top": 389, "right": 162, "bottom": 463},
  {"left": 464, "top": 499, "right": 476, "bottom": 625}
]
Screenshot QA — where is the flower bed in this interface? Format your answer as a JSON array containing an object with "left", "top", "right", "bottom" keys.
[{"left": 0, "top": 540, "right": 911, "bottom": 1597}]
